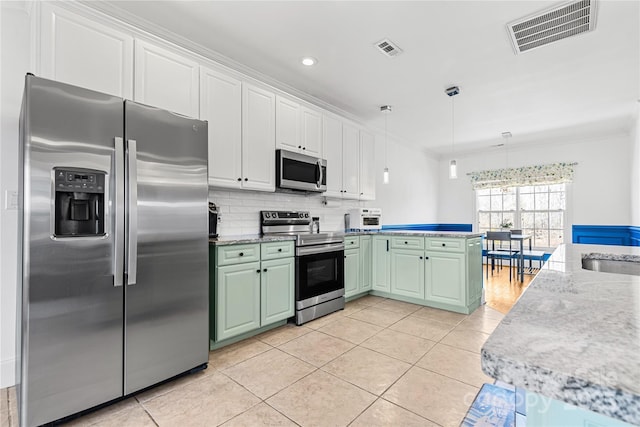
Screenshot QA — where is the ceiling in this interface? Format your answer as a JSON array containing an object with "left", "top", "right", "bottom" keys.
[{"left": 90, "top": 1, "right": 639, "bottom": 155}]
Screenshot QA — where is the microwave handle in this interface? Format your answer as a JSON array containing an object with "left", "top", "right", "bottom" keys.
[{"left": 316, "top": 159, "right": 324, "bottom": 189}]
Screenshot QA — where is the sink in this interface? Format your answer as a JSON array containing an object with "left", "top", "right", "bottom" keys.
[{"left": 581, "top": 258, "right": 640, "bottom": 276}]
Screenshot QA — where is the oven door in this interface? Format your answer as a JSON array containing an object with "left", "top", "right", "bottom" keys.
[{"left": 295, "top": 245, "right": 344, "bottom": 308}]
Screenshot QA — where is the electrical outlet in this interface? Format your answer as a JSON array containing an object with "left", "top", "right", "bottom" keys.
[{"left": 5, "top": 190, "right": 18, "bottom": 210}]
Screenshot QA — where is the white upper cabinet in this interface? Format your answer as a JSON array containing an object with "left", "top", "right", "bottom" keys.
[
  {"left": 200, "top": 66, "right": 242, "bottom": 189},
  {"left": 322, "top": 113, "right": 343, "bottom": 198},
  {"left": 359, "top": 130, "right": 376, "bottom": 200},
  {"left": 342, "top": 123, "right": 360, "bottom": 199},
  {"left": 242, "top": 83, "right": 276, "bottom": 191},
  {"left": 275, "top": 96, "right": 301, "bottom": 153},
  {"left": 276, "top": 96, "right": 323, "bottom": 157},
  {"left": 134, "top": 39, "right": 199, "bottom": 117},
  {"left": 300, "top": 106, "right": 323, "bottom": 157},
  {"left": 39, "top": 3, "right": 133, "bottom": 98}
]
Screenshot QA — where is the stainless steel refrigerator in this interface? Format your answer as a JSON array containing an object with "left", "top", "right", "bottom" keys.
[{"left": 17, "top": 75, "right": 209, "bottom": 427}]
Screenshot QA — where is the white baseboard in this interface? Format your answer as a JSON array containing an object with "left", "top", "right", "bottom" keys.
[{"left": 1, "top": 357, "right": 16, "bottom": 388}]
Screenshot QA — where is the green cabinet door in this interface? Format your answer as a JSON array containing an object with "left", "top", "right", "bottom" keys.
[
  {"left": 391, "top": 249, "right": 425, "bottom": 299},
  {"left": 216, "top": 261, "right": 261, "bottom": 341},
  {"left": 261, "top": 257, "right": 294, "bottom": 326},
  {"left": 344, "top": 248, "right": 360, "bottom": 298},
  {"left": 360, "top": 236, "right": 372, "bottom": 291},
  {"left": 425, "top": 251, "right": 465, "bottom": 307},
  {"left": 372, "top": 236, "right": 391, "bottom": 292},
  {"left": 466, "top": 238, "right": 483, "bottom": 306}
]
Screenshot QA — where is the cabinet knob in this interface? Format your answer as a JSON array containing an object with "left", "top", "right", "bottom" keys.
[
  {"left": 244, "top": 178, "right": 248, "bottom": 181},
  {"left": 298, "top": 145, "right": 302, "bottom": 149},
  {"left": 256, "top": 269, "right": 260, "bottom": 273},
  {"left": 360, "top": 193, "right": 363, "bottom": 195},
  {"left": 278, "top": 248, "right": 282, "bottom": 252},
  {"left": 239, "top": 252, "right": 244, "bottom": 256},
  {"left": 237, "top": 177, "right": 242, "bottom": 181},
  {"left": 442, "top": 243, "right": 446, "bottom": 247},
  {"left": 302, "top": 147, "right": 306, "bottom": 150},
  {"left": 419, "top": 256, "right": 423, "bottom": 259},
  {"left": 263, "top": 268, "right": 267, "bottom": 272},
  {"left": 425, "top": 256, "right": 429, "bottom": 260},
  {"left": 404, "top": 241, "right": 408, "bottom": 244}
]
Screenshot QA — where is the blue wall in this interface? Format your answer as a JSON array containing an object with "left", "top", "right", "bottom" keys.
[
  {"left": 382, "top": 223, "right": 473, "bottom": 232},
  {"left": 572, "top": 225, "right": 640, "bottom": 247}
]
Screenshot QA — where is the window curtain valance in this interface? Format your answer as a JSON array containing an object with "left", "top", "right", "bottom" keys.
[{"left": 467, "top": 162, "right": 577, "bottom": 190}]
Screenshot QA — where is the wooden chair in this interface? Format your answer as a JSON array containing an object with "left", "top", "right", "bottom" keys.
[{"left": 485, "top": 231, "right": 519, "bottom": 281}]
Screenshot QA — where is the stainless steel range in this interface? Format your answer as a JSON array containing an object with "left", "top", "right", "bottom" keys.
[{"left": 261, "top": 211, "right": 345, "bottom": 325}]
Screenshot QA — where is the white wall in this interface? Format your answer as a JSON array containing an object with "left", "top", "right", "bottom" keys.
[
  {"left": 0, "top": 3, "right": 31, "bottom": 388},
  {"left": 631, "top": 108, "right": 640, "bottom": 226},
  {"left": 437, "top": 131, "right": 633, "bottom": 230}
]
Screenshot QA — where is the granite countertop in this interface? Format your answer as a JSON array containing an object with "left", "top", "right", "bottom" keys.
[
  {"left": 481, "top": 243, "right": 640, "bottom": 425},
  {"left": 209, "top": 234, "right": 296, "bottom": 246},
  {"left": 346, "top": 230, "right": 484, "bottom": 239}
]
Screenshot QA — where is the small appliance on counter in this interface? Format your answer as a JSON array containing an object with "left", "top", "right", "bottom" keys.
[
  {"left": 346, "top": 208, "right": 382, "bottom": 230},
  {"left": 209, "top": 202, "right": 218, "bottom": 238},
  {"left": 311, "top": 216, "right": 320, "bottom": 233}
]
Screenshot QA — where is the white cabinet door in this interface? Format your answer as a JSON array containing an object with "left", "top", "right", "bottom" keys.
[
  {"left": 275, "top": 96, "right": 300, "bottom": 152},
  {"left": 200, "top": 66, "right": 242, "bottom": 189},
  {"left": 342, "top": 123, "right": 360, "bottom": 199},
  {"left": 242, "top": 83, "right": 276, "bottom": 192},
  {"left": 134, "top": 39, "right": 199, "bottom": 117},
  {"left": 322, "top": 113, "right": 343, "bottom": 198},
  {"left": 359, "top": 130, "right": 376, "bottom": 200},
  {"left": 301, "top": 106, "right": 323, "bottom": 157},
  {"left": 40, "top": 3, "right": 133, "bottom": 98}
]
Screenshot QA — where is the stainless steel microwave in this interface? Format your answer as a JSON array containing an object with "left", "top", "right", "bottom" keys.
[{"left": 276, "top": 149, "right": 327, "bottom": 192}]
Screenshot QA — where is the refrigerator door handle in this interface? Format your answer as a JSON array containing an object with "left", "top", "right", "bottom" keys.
[
  {"left": 114, "top": 137, "right": 125, "bottom": 287},
  {"left": 126, "top": 139, "right": 138, "bottom": 286}
]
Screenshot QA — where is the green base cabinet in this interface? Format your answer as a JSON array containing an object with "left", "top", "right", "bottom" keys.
[
  {"left": 261, "top": 257, "right": 294, "bottom": 325},
  {"left": 360, "top": 236, "right": 372, "bottom": 291},
  {"left": 344, "top": 248, "right": 360, "bottom": 298},
  {"left": 390, "top": 248, "right": 425, "bottom": 299},
  {"left": 424, "top": 251, "right": 465, "bottom": 307},
  {"left": 216, "top": 261, "right": 261, "bottom": 341},
  {"left": 372, "top": 236, "right": 390, "bottom": 292}
]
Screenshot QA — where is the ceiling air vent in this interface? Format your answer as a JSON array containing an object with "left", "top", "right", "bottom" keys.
[
  {"left": 375, "top": 38, "right": 403, "bottom": 58},
  {"left": 506, "top": 0, "right": 598, "bottom": 54}
]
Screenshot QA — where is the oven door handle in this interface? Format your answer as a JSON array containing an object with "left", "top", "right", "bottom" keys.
[{"left": 296, "top": 242, "right": 345, "bottom": 256}]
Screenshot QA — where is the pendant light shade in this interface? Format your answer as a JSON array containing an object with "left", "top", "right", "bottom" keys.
[
  {"left": 446, "top": 86, "right": 460, "bottom": 180},
  {"left": 381, "top": 105, "right": 392, "bottom": 184}
]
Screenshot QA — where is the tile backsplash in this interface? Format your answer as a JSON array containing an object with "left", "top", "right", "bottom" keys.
[{"left": 209, "top": 188, "right": 366, "bottom": 236}]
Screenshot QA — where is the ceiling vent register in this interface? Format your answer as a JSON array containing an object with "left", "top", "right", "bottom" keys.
[
  {"left": 375, "top": 38, "right": 403, "bottom": 58},
  {"left": 506, "top": 0, "right": 597, "bottom": 54}
]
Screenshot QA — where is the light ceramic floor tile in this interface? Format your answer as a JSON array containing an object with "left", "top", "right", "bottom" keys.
[
  {"left": 302, "top": 310, "right": 344, "bottom": 330},
  {"left": 278, "top": 330, "right": 355, "bottom": 367},
  {"left": 352, "top": 295, "right": 387, "bottom": 307},
  {"left": 7, "top": 387, "right": 17, "bottom": 427},
  {"left": 347, "top": 306, "right": 407, "bottom": 328},
  {"left": 221, "top": 402, "right": 297, "bottom": 427},
  {"left": 255, "top": 323, "right": 312, "bottom": 347},
  {"left": 223, "top": 348, "right": 316, "bottom": 399},
  {"left": 267, "top": 370, "right": 376, "bottom": 427},
  {"left": 208, "top": 338, "right": 272, "bottom": 371},
  {"left": 135, "top": 367, "right": 214, "bottom": 403},
  {"left": 383, "top": 366, "right": 479, "bottom": 427},
  {"left": 456, "top": 314, "right": 503, "bottom": 334},
  {"left": 87, "top": 402, "right": 155, "bottom": 427},
  {"left": 360, "top": 329, "right": 436, "bottom": 364},
  {"left": 64, "top": 398, "right": 141, "bottom": 426},
  {"left": 416, "top": 343, "right": 494, "bottom": 388},
  {"left": 374, "top": 299, "right": 423, "bottom": 315},
  {"left": 322, "top": 346, "right": 411, "bottom": 396},
  {"left": 1, "top": 388, "right": 10, "bottom": 427},
  {"left": 341, "top": 300, "right": 368, "bottom": 316},
  {"left": 318, "top": 317, "right": 383, "bottom": 344},
  {"left": 389, "top": 316, "right": 454, "bottom": 341},
  {"left": 141, "top": 372, "right": 260, "bottom": 426},
  {"left": 411, "top": 306, "right": 468, "bottom": 325},
  {"left": 350, "top": 398, "right": 438, "bottom": 427},
  {"left": 470, "top": 305, "right": 505, "bottom": 321},
  {"left": 440, "top": 328, "right": 491, "bottom": 354}
]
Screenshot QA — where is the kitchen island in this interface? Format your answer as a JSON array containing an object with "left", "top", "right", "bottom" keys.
[{"left": 481, "top": 243, "right": 640, "bottom": 426}]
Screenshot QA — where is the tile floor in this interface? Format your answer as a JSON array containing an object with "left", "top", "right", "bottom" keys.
[{"left": 1, "top": 297, "right": 505, "bottom": 427}]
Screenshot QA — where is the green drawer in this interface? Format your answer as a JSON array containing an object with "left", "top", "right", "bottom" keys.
[
  {"left": 261, "top": 241, "right": 294, "bottom": 260},
  {"left": 425, "top": 237, "right": 465, "bottom": 253},
  {"left": 391, "top": 236, "right": 425, "bottom": 250},
  {"left": 216, "top": 243, "right": 260, "bottom": 266},
  {"left": 345, "top": 236, "right": 360, "bottom": 249}
]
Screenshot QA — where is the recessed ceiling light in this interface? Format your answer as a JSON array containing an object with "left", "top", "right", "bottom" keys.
[{"left": 301, "top": 57, "right": 317, "bottom": 66}]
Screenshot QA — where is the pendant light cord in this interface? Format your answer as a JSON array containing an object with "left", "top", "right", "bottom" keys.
[
  {"left": 384, "top": 110, "right": 388, "bottom": 168},
  {"left": 451, "top": 95, "right": 455, "bottom": 156}
]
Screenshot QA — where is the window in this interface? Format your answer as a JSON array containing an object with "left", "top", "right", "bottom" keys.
[{"left": 477, "top": 183, "right": 566, "bottom": 249}]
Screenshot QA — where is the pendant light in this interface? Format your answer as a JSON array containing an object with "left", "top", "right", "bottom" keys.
[
  {"left": 380, "top": 105, "right": 392, "bottom": 184},
  {"left": 446, "top": 86, "right": 460, "bottom": 179}
]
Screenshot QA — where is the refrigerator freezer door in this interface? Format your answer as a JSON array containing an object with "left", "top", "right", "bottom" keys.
[
  {"left": 19, "top": 76, "right": 124, "bottom": 426},
  {"left": 123, "top": 101, "right": 209, "bottom": 394}
]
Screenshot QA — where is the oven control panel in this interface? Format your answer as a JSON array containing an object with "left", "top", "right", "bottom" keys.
[{"left": 262, "top": 211, "right": 310, "bottom": 220}]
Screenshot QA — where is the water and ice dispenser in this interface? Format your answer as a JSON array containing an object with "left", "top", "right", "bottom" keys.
[{"left": 54, "top": 168, "right": 106, "bottom": 237}]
